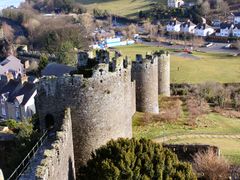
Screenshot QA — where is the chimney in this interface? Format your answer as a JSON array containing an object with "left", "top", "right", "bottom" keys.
[
  {"left": 21, "top": 74, "right": 28, "bottom": 84},
  {"left": 5, "top": 72, "right": 14, "bottom": 82},
  {"left": 202, "top": 17, "right": 206, "bottom": 24}
]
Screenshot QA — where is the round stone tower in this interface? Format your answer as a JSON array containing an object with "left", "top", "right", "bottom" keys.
[
  {"left": 158, "top": 52, "right": 170, "bottom": 97},
  {"left": 132, "top": 54, "right": 159, "bottom": 113},
  {"left": 36, "top": 58, "right": 136, "bottom": 169}
]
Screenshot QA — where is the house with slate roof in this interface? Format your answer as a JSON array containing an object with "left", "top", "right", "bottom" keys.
[
  {"left": 166, "top": 19, "right": 181, "bottom": 32},
  {"left": 232, "top": 24, "right": 240, "bottom": 37},
  {"left": 194, "top": 23, "right": 215, "bottom": 37},
  {"left": 168, "top": 0, "right": 184, "bottom": 8},
  {"left": 180, "top": 20, "right": 196, "bottom": 34},
  {"left": 0, "top": 79, "right": 36, "bottom": 121},
  {"left": 216, "top": 22, "right": 234, "bottom": 37},
  {"left": 232, "top": 12, "right": 240, "bottom": 25},
  {"left": 0, "top": 55, "right": 24, "bottom": 79}
]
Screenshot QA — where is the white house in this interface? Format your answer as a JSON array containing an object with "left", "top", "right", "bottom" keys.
[
  {"left": 168, "top": 0, "right": 184, "bottom": 8},
  {"left": 166, "top": 19, "right": 181, "bottom": 32},
  {"left": 232, "top": 12, "right": 240, "bottom": 25},
  {"left": 216, "top": 23, "right": 234, "bottom": 37},
  {"left": 232, "top": 24, "right": 240, "bottom": 37},
  {"left": 194, "top": 23, "right": 215, "bottom": 37},
  {"left": 180, "top": 20, "right": 196, "bottom": 34}
]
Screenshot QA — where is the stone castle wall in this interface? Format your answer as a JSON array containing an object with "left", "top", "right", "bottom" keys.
[
  {"left": 158, "top": 53, "right": 170, "bottom": 97},
  {"left": 132, "top": 55, "right": 159, "bottom": 113},
  {"left": 22, "top": 108, "right": 75, "bottom": 180},
  {"left": 36, "top": 63, "right": 135, "bottom": 169}
]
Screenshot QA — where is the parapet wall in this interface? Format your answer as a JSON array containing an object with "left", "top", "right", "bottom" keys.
[
  {"left": 164, "top": 144, "right": 220, "bottom": 162},
  {"left": 35, "top": 108, "right": 75, "bottom": 180},
  {"left": 36, "top": 63, "right": 135, "bottom": 169}
]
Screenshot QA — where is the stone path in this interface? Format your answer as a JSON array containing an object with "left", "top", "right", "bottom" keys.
[{"left": 153, "top": 134, "right": 240, "bottom": 143}]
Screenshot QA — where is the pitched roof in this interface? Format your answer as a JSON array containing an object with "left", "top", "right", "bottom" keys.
[
  {"left": 181, "top": 20, "right": 196, "bottom": 28},
  {"left": 41, "top": 62, "right": 76, "bottom": 77},
  {"left": 233, "top": 24, "right": 240, "bottom": 29},
  {"left": 220, "top": 22, "right": 233, "bottom": 29},
  {"left": 0, "top": 80, "right": 36, "bottom": 106},
  {"left": 0, "top": 55, "right": 23, "bottom": 75},
  {"left": 195, "top": 23, "right": 213, "bottom": 30},
  {"left": 232, "top": 12, "right": 240, "bottom": 17},
  {"left": 168, "top": 19, "right": 181, "bottom": 26},
  {"left": 0, "top": 79, "right": 20, "bottom": 95},
  {"left": 8, "top": 82, "right": 36, "bottom": 105}
]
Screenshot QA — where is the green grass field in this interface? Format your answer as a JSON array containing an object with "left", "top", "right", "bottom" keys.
[
  {"left": 133, "top": 96, "right": 240, "bottom": 164},
  {"left": 133, "top": 113, "right": 240, "bottom": 139},
  {"left": 77, "top": 0, "right": 159, "bottom": 18},
  {"left": 168, "top": 138, "right": 240, "bottom": 164},
  {"left": 116, "top": 44, "right": 240, "bottom": 83}
]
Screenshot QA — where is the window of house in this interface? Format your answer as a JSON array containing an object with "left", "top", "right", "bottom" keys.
[{"left": 15, "top": 102, "right": 20, "bottom": 119}]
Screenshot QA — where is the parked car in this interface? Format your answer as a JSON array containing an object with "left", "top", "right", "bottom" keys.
[
  {"left": 168, "top": 41, "right": 176, "bottom": 46},
  {"left": 223, "top": 44, "right": 231, "bottom": 49},
  {"left": 202, "top": 42, "right": 214, "bottom": 48}
]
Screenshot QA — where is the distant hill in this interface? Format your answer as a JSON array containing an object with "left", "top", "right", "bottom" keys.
[{"left": 77, "top": 0, "right": 166, "bottom": 18}]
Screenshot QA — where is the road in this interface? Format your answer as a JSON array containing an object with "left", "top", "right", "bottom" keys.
[{"left": 141, "top": 41, "right": 240, "bottom": 54}]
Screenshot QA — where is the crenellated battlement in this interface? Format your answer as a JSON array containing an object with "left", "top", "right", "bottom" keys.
[{"left": 35, "top": 49, "right": 170, "bottom": 175}]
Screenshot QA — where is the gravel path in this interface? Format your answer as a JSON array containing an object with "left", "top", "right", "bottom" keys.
[{"left": 153, "top": 134, "right": 240, "bottom": 143}]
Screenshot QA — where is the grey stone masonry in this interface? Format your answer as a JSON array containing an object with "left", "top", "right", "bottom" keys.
[
  {"left": 132, "top": 54, "right": 159, "bottom": 113},
  {"left": 36, "top": 57, "right": 135, "bottom": 170},
  {"left": 158, "top": 52, "right": 170, "bottom": 97}
]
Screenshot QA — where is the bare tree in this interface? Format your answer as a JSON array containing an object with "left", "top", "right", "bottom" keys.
[
  {"left": 78, "top": 13, "right": 95, "bottom": 35},
  {"left": 200, "top": 1, "right": 211, "bottom": 16},
  {"left": 216, "top": 0, "right": 229, "bottom": 17},
  {"left": 126, "top": 24, "right": 138, "bottom": 39},
  {"left": 2, "top": 22, "right": 15, "bottom": 42}
]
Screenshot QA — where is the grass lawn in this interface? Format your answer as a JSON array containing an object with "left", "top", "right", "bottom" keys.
[
  {"left": 116, "top": 44, "right": 240, "bottom": 83},
  {"left": 168, "top": 138, "right": 240, "bottom": 164},
  {"left": 77, "top": 0, "right": 163, "bottom": 18},
  {"left": 133, "top": 112, "right": 240, "bottom": 139}
]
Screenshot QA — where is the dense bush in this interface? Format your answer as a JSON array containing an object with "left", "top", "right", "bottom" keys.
[
  {"left": 79, "top": 138, "right": 197, "bottom": 180},
  {"left": 197, "top": 82, "right": 231, "bottom": 108},
  {"left": 4, "top": 119, "right": 40, "bottom": 177},
  {"left": 157, "top": 97, "right": 182, "bottom": 122},
  {"left": 186, "top": 96, "right": 210, "bottom": 126}
]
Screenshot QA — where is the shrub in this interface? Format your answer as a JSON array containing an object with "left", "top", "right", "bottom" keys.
[
  {"left": 186, "top": 96, "right": 210, "bottom": 127},
  {"left": 156, "top": 97, "right": 182, "bottom": 122},
  {"left": 193, "top": 149, "right": 230, "bottom": 180},
  {"left": 79, "top": 138, "right": 197, "bottom": 180},
  {"left": 197, "top": 82, "right": 231, "bottom": 108}
]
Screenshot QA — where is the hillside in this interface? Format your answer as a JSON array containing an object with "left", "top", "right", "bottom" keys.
[{"left": 77, "top": 0, "right": 166, "bottom": 18}]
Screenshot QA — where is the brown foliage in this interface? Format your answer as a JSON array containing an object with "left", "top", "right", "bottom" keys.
[
  {"left": 186, "top": 97, "right": 210, "bottom": 127},
  {"left": 193, "top": 149, "right": 230, "bottom": 180},
  {"left": 2, "top": 22, "right": 15, "bottom": 42},
  {"left": 156, "top": 97, "right": 182, "bottom": 122}
]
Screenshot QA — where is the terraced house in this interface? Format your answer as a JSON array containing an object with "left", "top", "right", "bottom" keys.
[{"left": 0, "top": 79, "right": 36, "bottom": 121}]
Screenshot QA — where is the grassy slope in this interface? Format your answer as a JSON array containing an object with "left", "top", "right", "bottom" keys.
[
  {"left": 133, "top": 112, "right": 240, "bottom": 164},
  {"left": 77, "top": 0, "right": 165, "bottom": 18},
  {"left": 133, "top": 113, "right": 240, "bottom": 139},
  {"left": 116, "top": 44, "right": 240, "bottom": 83},
  {"left": 168, "top": 138, "right": 240, "bottom": 164}
]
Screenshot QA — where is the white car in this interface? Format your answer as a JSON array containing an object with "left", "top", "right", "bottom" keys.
[
  {"left": 224, "top": 44, "right": 231, "bottom": 49},
  {"left": 205, "top": 43, "right": 214, "bottom": 47}
]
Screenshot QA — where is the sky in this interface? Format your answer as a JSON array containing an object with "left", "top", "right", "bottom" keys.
[{"left": 0, "top": 0, "right": 25, "bottom": 10}]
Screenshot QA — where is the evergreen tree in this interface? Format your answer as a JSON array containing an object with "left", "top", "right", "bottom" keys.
[{"left": 79, "top": 138, "right": 197, "bottom": 180}]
